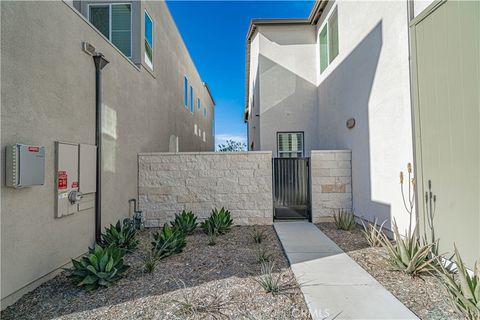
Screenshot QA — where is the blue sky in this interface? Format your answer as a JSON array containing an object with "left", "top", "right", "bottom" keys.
[{"left": 166, "top": 0, "right": 314, "bottom": 147}]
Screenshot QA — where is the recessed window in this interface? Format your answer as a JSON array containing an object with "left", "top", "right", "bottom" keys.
[
  {"left": 194, "top": 124, "right": 197, "bottom": 135},
  {"left": 277, "top": 132, "right": 304, "bottom": 158},
  {"left": 319, "top": 7, "right": 339, "bottom": 73},
  {"left": 89, "top": 4, "right": 132, "bottom": 57},
  {"left": 144, "top": 10, "right": 153, "bottom": 69},
  {"left": 203, "top": 131, "right": 206, "bottom": 142},
  {"left": 190, "top": 86, "right": 194, "bottom": 113},
  {"left": 184, "top": 76, "right": 188, "bottom": 108},
  {"left": 203, "top": 107, "right": 207, "bottom": 118},
  {"left": 197, "top": 98, "right": 201, "bottom": 110}
]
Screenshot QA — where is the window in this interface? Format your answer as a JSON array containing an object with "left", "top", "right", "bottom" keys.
[
  {"left": 277, "top": 132, "right": 304, "bottom": 158},
  {"left": 328, "top": 9, "right": 339, "bottom": 63},
  {"left": 202, "top": 131, "right": 206, "bottom": 142},
  {"left": 190, "top": 86, "right": 194, "bottom": 113},
  {"left": 194, "top": 124, "right": 197, "bottom": 135},
  {"left": 203, "top": 107, "right": 207, "bottom": 118},
  {"left": 319, "top": 7, "right": 339, "bottom": 73},
  {"left": 144, "top": 11, "right": 153, "bottom": 69},
  {"left": 89, "top": 3, "right": 132, "bottom": 57},
  {"left": 197, "top": 98, "right": 201, "bottom": 110},
  {"left": 184, "top": 76, "right": 188, "bottom": 108}
]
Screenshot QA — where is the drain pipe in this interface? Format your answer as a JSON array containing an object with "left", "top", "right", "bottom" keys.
[{"left": 93, "top": 53, "right": 109, "bottom": 243}]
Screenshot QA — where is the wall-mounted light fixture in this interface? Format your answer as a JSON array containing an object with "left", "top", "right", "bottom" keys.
[{"left": 346, "top": 118, "right": 356, "bottom": 129}]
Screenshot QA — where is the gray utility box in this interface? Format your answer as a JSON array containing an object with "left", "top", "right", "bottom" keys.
[{"left": 5, "top": 144, "right": 45, "bottom": 188}]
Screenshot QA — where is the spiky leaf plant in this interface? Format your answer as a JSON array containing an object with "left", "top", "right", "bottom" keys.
[
  {"left": 361, "top": 218, "right": 387, "bottom": 247},
  {"left": 170, "top": 210, "right": 198, "bottom": 235},
  {"left": 255, "top": 245, "right": 272, "bottom": 264},
  {"left": 380, "top": 221, "right": 436, "bottom": 276},
  {"left": 435, "top": 246, "right": 480, "bottom": 320},
  {"left": 151, "top": 223, "right": 186, "bottom": 259},
  {"left": 256, "top": 261, "right": 281, "bottom": 294},
  {"left": 66, "top": 244, "right": 129, "bottom": 291},
  {"left": 142, "top": 251, "right": 158, "bottom": 273},
  {"left": 252, "top": 228, "right": 265, "bottom": 244},
  {"left": 207, "top": 231, "right": 217, "bottom": 246},
  {"left": 333, "top": 209, "right": 355, "bottom": 231},
  {"left": 201, "top": 207, "right": 233, "bottom": 235},
  {"left": 101, "top": 218, "right": 139, "bottom": 251}
]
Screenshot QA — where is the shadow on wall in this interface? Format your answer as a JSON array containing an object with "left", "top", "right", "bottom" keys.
[
  {"left": 258, "top": 55, "right": 319, "bottom": 156},
  {"left": 316, "top": 21, "right": 393, "bottom": 228}
]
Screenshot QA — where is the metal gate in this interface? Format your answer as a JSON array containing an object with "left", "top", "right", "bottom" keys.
[{"left": 273, "top": 158, "right": 311, "bottom": 220}]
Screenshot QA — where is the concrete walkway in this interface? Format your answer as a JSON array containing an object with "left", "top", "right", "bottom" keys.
[{"left": 274, "top": 221, "right": 418, "bottom": 320}]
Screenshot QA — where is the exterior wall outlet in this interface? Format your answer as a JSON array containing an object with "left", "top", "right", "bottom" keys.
[{"left": 5, "top": 144, "right": 45, "bottom": 188}]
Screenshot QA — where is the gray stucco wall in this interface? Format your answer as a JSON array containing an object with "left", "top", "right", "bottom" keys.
[
  {"left": 138, "top": 152, "right": 273, "bottom": 226},
  {"left": 253, "top": 25, "right": 319, "bottom": 156},
  {"left": 1, "top": 1, "right": 213, "bottom": 306}
]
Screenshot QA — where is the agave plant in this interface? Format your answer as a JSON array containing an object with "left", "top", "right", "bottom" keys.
[
  {"left": 380, "top": 220, "right": 436, "bottom": 276},
  {"left": 101, "top": 218, "right": 139, "bottom": 251},
  {"left": 435, "top": 246, "right": 480, "bottom": 319},
  {"left": 151, "top": 223, "right": 187, "bottom": 259},
  {"left": 170, "top": 210, "right": 198, "bottom": 235},
  {"left": 333, "top": 209, "right": 355, "bottom": 231},
  {"left": 66, "top": 244, "right": 129, "bottom": 291},
  {"left": 361, "top": 218, "right": 386, "bottom": 247},
  {"left": 201, "top": 207, "right": 233, "bottom": 235}
]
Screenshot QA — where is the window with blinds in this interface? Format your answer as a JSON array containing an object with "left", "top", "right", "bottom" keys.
[
  {"left": 89, "top": 4, "right": 132, "bottom": 58},
  {"left": 277, "top": 132, "right": 304, "bottom": 158}
]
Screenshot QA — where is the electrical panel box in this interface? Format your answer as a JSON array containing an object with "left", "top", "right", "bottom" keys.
[
  {"left": 55, "top": 142, "right": 96, "bottom": 218},
  {"left": 5, "top": 144, "right": 45, "bottom": 188}
]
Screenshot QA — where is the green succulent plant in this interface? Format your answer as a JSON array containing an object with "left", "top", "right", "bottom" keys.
[
  {"left": 361, "top": 218, "right": 386, "bottom": 247},
  {"left": 170, "top": 210, "right": 198, "bottom": 235},
  {"left": 256, "top": 261, "right": 281, "bottom": 294},
  {"left": 333, "top": 209, "right": 355, "bottom": 231},
  {"left": 380, "top": 220, "right": 436, "bottom": 276},
  {"left": 201, "top": 207, "right": 233, "bottom": 235},
  {"left": 435, "top": 246, "right": 480, "bottom": 320},
  {"left": 66, "top": 244, "right": 129, "bottom": 291},
  {"left": 252, "top": 228, "right": 265, "bottom": 244},
  {"left": 151, "top": 223, "right": 186, "bottom": 259},
  {"left": 101, "top": 218, "right": 139, "bottom": 251}
]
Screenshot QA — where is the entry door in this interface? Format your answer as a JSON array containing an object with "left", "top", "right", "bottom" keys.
[
  {"left": 411, "top": 0, "right": 480, "bottom": 267},
  {"left": 273, "top": 158, "right": 311, "bottom": 220}
]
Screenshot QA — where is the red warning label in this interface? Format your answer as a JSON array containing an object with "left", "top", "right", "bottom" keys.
[
  {"left": 71, "top": 181, "right": 78, "bottom": 189},
  {"left": 28, "top": 146, "right": 40, "bottom": 152},
  {"left": 58, "top": 171, "right": 67, "bottom": 190}
]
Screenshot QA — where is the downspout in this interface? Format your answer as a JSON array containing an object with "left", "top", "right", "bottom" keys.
[{"left": 93, "top": 53, "right": 109, "bottom": 243}]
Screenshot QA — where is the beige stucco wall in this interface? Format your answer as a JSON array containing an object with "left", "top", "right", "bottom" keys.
[
  {"left": 1, "top": 1, "right": 213, "bottom": 307},
  {"left": 311, "top": 150, "right": 352, "bottom": 222},
  {"left": 138, "top": 152, "right": 273, "bottom": 226}
]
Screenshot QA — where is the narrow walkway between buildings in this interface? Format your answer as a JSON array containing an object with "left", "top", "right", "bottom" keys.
[{"left": 274, "top": 221, "right": 419, "bottom": 320}]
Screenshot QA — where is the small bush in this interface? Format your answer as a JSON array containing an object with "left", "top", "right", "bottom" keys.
[
  {"left": 361, "top": 218, "right": 386, "bottom": 247},
  {"left": 171, "top": 210, "right": 198, "bottom": 235},
  {"left": 380, "top": 221, "right": 435, "bottom": 276},
  {"left": 435, "top": 246, "right": 480, "bottom": 320},
  {"left": 256, "top": 261, "right": 280, "bottom": 294},
  {"left": 201, "top": 207, "right": 233, "bottom": 235},
  {"left": 255, "top": 245, "right": 272, "bottom": 264},
  {"left": 333, "top": 209, "right": 355, "bottom": 231},
  {"left": 151, "top": 224, "right": 186, "bottom": 259},
  {"left": 66, "top": 244, "right": 129, "bottom": 291},
  {"left": 101, "top": 218, "right": 139, "bottom": 252},
  {"left": 252, "top": 228, "right": 265, "bottom": 244},
  {"left": 143, "top": 251, "right": 158, "bottom": 273}
]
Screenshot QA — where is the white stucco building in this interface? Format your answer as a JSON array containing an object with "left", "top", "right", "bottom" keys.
[{"left": 245, "top": 0, "right": 479, "bottom": 267}]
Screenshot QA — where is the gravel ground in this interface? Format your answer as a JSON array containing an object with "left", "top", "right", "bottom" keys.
[
  {"left": 2, "top": 225, "right": 311, "bottom": 320},
  {"left": 316, "top": 221, "right": 459, "bottom": 320}
]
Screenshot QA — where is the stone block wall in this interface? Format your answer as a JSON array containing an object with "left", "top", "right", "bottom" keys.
[
  {"left": 311, "top": 150, "right": 353, "bottom": 222},
  {"left": 138, "top": 152, "right": 273, "bottom": 227}
]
